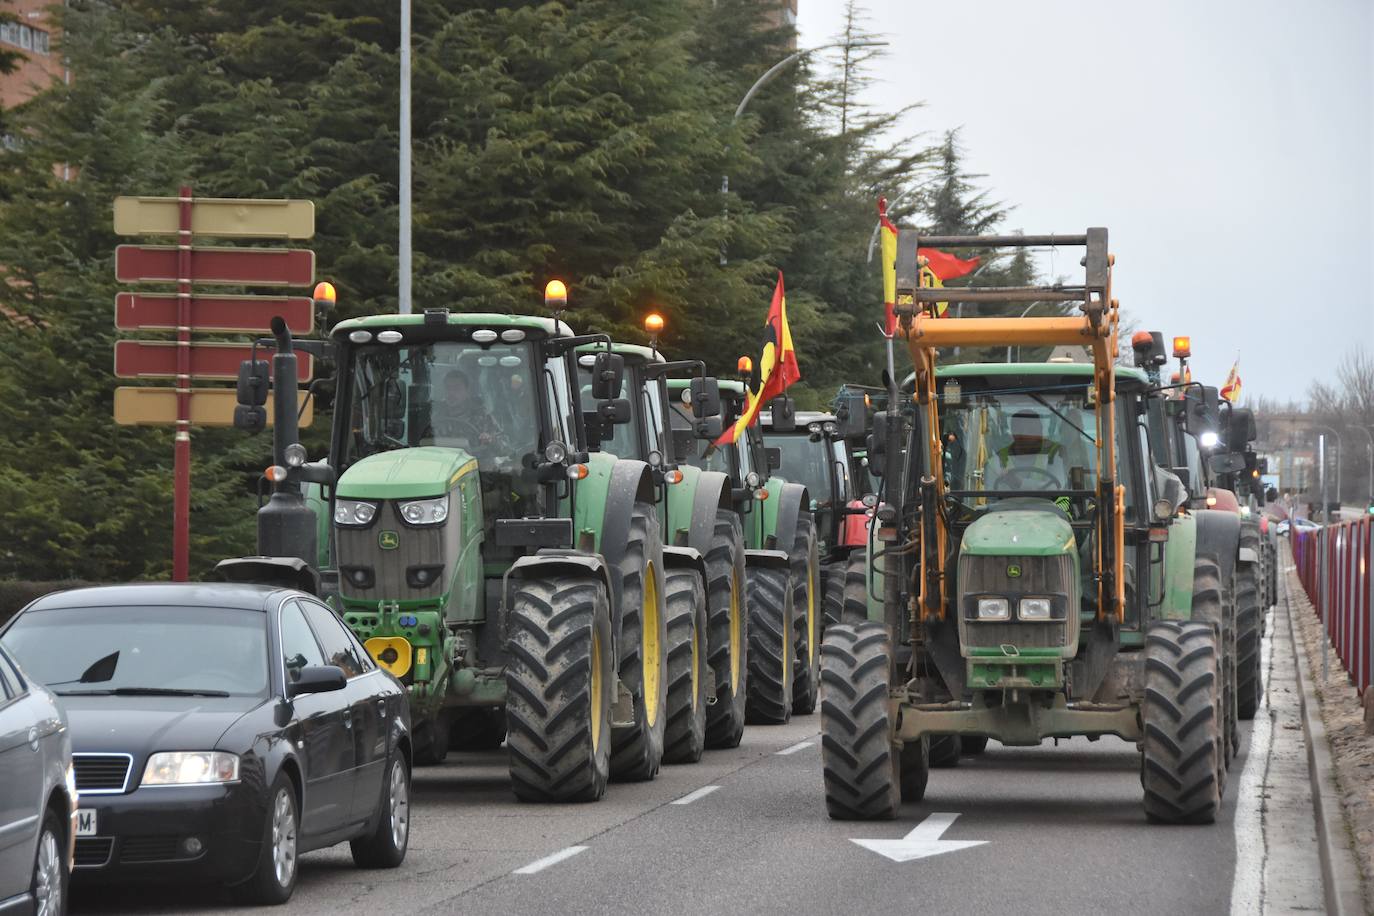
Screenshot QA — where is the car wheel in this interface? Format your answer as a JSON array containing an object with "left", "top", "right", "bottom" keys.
[
  {"left": 233, "top": 775, "right": 299, "bottom": 905},
  {"left": 351, "top": 755, "right": 411, "bottom": 868},
  {"left": 32, "top": 810, "right": 67, "bottom": 916}
]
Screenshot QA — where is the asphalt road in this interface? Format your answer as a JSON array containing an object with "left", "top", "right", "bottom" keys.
[{"left": 72, "top": 704, "right": 1263, "bottom": 915}]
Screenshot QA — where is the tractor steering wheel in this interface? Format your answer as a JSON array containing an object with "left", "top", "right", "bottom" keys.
[{"left": 996, "top": 465, "right": 1065, "bottom": 491}]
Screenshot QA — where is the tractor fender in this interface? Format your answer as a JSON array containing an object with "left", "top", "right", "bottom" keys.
[
  {"left": 661, "top": 544, "right": 707, "bottom": 583},
  {"left": 769, "top": 480, "right": 809, "bottom": 553},
  {"left": 1194, "top": 508, "right": 1242, "bottom": 586},
  {"left": 744, "top": 548, "right": 791, "bottom": 572},
  {"left": 595, "top": 457, "right": 657, "bottom": 649},
  {"left": 502, "top": 550, "right": 616, "bottom": 627},
  {"left": 686, "top": 470, "right": 732, "bottom": 556}
]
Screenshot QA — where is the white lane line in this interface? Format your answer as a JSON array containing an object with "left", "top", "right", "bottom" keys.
[
  {"left": 775, "top": 739, "right": 815, "bottom": 756},
  {"left": 671, "top": 785, "right": 721, "bottom": 805},
  {"left": 513, "top": 846, "right": 588, "bottom": 875}
]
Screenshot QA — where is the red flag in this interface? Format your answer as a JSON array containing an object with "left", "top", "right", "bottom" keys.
[{"left": 918, "top": 247, "right": 979, "bottom": 281}]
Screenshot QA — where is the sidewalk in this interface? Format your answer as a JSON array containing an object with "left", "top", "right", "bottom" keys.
[{"left": 1287, "top": 551, "right": 1373, "bottom": 914}]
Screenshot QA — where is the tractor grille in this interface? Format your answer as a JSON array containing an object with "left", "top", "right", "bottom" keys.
[
  {"left": 336, "top": 500, "right": 458, "bottom": 603},
  {"left": 958, "top": 553, "right": 1075, "bottom": 651},
  {"left": 73, "top": 754, "right": 132, "bottom": 793}
]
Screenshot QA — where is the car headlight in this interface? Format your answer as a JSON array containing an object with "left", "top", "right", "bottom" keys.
[
  {"left": 1018, "top": 597, "right": 1053, "bottom": 620},
  {"left": 976, "top": 597, "right": 1010, "bottom": 620},
  {"left": 399, "top": 496, "right": 448, "bottom": 526},
  {"left": 335, "top": 499, "right": 378, "bottom": 527},
  {"left": 142, "top": 752, "right": 240, "bottom": 787}
]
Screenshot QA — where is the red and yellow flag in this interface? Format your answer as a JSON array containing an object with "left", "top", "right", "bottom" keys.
[
  {"left": 879, "top": 198, "right": 900, "bottom": 334},
  {"left": 877, "top": 198, "right": 980, "bottom": 329},
  {"left": 1221, "top": 358, "right": 1242, "bottom": 403},
  {"left": 714, "top": 272, "right": 800, "bottom": 448}
]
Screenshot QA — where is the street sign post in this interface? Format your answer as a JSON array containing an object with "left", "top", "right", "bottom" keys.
[{"left": 114, "top": 188, "right": 315, "bottom": 580}]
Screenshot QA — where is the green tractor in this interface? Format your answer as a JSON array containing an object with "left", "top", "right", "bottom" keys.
[
  {"left": 666, "top": 378, "right": 821, "bottom": 722},
  {"left": 820, "top": 230, "right": 1242, "bottom": 824},
  {"left": 573, "top": 339, "right": 752, "bottom": 758},
  {"left": 228, "top": 290, "right": 676, "bottom": 803}
]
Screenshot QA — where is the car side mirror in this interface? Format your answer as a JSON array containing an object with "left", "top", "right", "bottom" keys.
[
  {"left": 287, "top": 665, "right": 347, "bottom": 698},
  {"left": 1153, "top": 468, "right": 1188, "bottom": 521},
  {"left": 765, "top": 446, "right": 782, "bottom": 473},
  {"left": 590, "top": 351, "right": 625, "bottom": 400},
  {"left": 769, "top": 396, "right": 796, "bottom": 433},
  {"left": 689, "top": 376, "right": 721, "bottom": 419}
]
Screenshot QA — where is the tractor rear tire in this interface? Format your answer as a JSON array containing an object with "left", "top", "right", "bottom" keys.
[
  {"left": 610, "top": 502, "right": 669, "bottom": 782},
  {"left": 900, "top": 738, "right": 930, "bottom": 802},
  {"left": 1190, "top": 553, "right": 1237, "bottom": 770},
  {"left": 1141, "top": 620, "right": 1224, "bottom": 824},
  {"left": 704, "top": 511, "right": 750, "bottom": 749},
  {"left": 820, "top": 622, "right": 900, "bottom": 820},
  {"left": 928, "top": 735, "right": 962, "bottom": 768},
  {"left": 662, "top": 567, "right": 709, "bottom": 765},
  {"left": 505, "top": 575, "right": 614, "bottom": 803},
  {"left": 842, "top": 550, "right": 870, "bottom": 624},
  {"left": 745, "top": 564, "right": 794, "bottom": 724},
  {"left": 1235, "top": 557, "right": 1262, "bottom": 721},
  {"left": 791, "top": 515, "right": 821, "bottom": 715},
  {"left": 961, "top": 736, "right": 989, "bottom": 755}
]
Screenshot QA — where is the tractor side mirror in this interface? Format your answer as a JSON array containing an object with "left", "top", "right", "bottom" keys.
[
  {"left": 696, "top": 417, "right": 724, "bottom": 441},
  {"left": 689, "top": 376, "right": 721, "bottom": 419},
  {"left": 836, "top": 393, "right": 868, "bottom": 439},
  {"left": 1208, "top": 452, "right": 1245, "bottom": 475},
  {"left": 765, "top": 446, "right": 782, "bottom": 473},
  {"left": 867, "top": 413, "right": 888, "bottom": 478},
  {"left": 237, "top": 360, "right": 270, "bottom": 406},
  {"left": 590, "top": 352, "right": 625, "bottom": 400},
  {"left": 598, "top": 397, "right": 632, "bottom": 425},
  {"left": 582, "top": 411, "right": 606, "bottom": 451},
  {"left": 1152, "top": 468, "right": 1188, "bottom": 521},
  {"left": 769, "top": 396, "right": 796, "bottom": 433},
  {"left": 1170, "top": 466, "right": 1191, "bottom": 493},
  {"left": 1228, "top": 408, "right": 1257, "bottom": 447}
]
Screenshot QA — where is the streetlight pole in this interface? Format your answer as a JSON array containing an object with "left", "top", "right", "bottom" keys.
[
  {"left": 399, "top": 0, "right": 412, "bottom": 314},
  {"left": 1006, "top": 301, "right": 1046, "bottom": 363},
  {"left": 720, "top": 40, "right": 888, "bottom": 265}
]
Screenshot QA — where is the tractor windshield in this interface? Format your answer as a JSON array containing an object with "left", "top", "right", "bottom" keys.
[
  {"left": 769, "top": 434, "right": 833, "bottom": 505},
  {"left": 343, "top": 340, "right": 540, "bottom": 476},
  {"left": 938, "top": 383, "right": 1099, "bottom": 498},
  {"left": 576, "top": 358, "right": 642, "bottom": 459}
]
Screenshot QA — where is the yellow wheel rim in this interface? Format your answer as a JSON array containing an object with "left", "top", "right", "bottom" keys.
[
  {"left": 807, "top": 561, "right": 818, "bottom": 666},
  {"left": 729, "top": 568, "right": 743, "bottom": 693},
  {"left": 642, "top": 562, "right": 661, "bottom": 728},
  {"left": 690, "top": 612, "right": 701, "bottom": 712},
  {"left": 591, "top": 628, "right": 604, "bottom": 752}
]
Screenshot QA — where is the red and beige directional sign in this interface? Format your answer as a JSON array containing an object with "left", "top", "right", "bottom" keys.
[
  {"left": 113, "top": 387, "right": 314, "bottom": 428},
  {"left": 115, "top": 293, "right": 314, "bottom": 334},
  {"left": 114, "top": 341, "right": 314, "bottom": 382},
  {"left": 114, "top": 196, "right": 315, "bottom": 240},
  {"left": 115, "top": 245, "right": 316, "bottom": 287}
]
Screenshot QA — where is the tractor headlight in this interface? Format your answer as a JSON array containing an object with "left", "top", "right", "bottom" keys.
[
  {"left": 335, "top": 499, "right": 378, "bottom": 527},
  {"left": 976, "top": 597, "right": 1010, "bottom": 620},
  {"left": 745, "top": 471, "right": 761, "bottom": 488},
  {"left": 399, "top": 496, "right": 448, "bottom": 526},
  {"left": 142, "top": 752, "right": 240, "bottom": 787},
  {"left": 1018, "top": 597, "right": 1053, "bottom": 620}
]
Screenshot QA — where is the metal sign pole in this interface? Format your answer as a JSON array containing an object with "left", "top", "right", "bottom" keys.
[
  {"left": 398, "top": 0, "right": 412, "bottom": 314},
  {"left": 173, "top": 185, "right": 193, "bottom": 581}
]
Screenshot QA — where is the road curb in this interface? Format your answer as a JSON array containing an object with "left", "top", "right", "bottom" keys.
[{"left": 1285, "top": 572, "right": 1366, "bottom": 916}]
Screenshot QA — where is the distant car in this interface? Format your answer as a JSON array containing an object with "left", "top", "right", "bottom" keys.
[
  {"left": 0, "top": 644, "right": 75, "bottom": 916},
  {"left": 1282, "top": 517, "right": 1323, "bottom": 536},
  {"left": 0, "top": 583, "right": 412, "bottom": 905}
]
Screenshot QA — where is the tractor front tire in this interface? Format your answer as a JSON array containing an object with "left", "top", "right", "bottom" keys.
[
  {"left": 662, "top": 567, "right": 709, "bottom": 765},
  {"left": 961, "top": 736, "right": 989, "bottom": 755},
  {"left": 1236, "top": 529, "right": 1264, "bottom": 721},
  {"left": 704, "top": 511, "right": 750, "bottom": 749},
  {"left": 1141, "top": 620, "right": 1224, "bottom": 824},
  {"left": 610, "top": 502, "right": 669, "bottom": 782},
  {"left": 928, "top": 735, "right": 962, "bottom": 768},
  {"left": 412, "top": 714, "right": 450, "bottom": 767},
  {"left": 505, "top": 576, "right": 614, "bottom": 803},
  {"left": 821, "top": 622, "right": 900, "bottom": 820},
  {"left": 745, "top": 564, "right": 794, "bottom": 724},
  {"left": 791, "top": 515, "right": 822, "bottom": 715},
  {"left": 1190, "top": 553, "right": 1237, "bottom": 769}
]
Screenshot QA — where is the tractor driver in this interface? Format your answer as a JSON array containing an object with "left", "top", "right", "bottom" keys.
[
  {"left": 434, "top": 369, "right": 507, "bottom": 452},
  {"left": 990, "top": 409, "right": 1067, "bottom": 492}
]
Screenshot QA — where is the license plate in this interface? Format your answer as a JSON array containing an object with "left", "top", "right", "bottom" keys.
[{"left": 75, "top": 808, "right": 97, "bottom": 837}]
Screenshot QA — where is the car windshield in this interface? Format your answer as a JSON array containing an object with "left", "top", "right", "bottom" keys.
[
  {"left": 938, "top": 382, "right": 1099, "bottom": 496},
  {"left": 769, "top": 433, "right": 832, "bottom": 504},
  {"left": 3, "top": 605, "right": 269, "bottom": 697}
]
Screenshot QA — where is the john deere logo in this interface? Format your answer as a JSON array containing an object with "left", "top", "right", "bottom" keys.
[
  {"left": 1007, "top": 564, "right": 1022, "bottom": 578},
  {"left": 378, "top": 530, "right": 400, "bottom": 551}
]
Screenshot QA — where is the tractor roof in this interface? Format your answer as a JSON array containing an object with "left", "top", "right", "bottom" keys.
[
  {"left": 332, "top": 312, "right": 573, "bottom": 339},
  {"left": 575, "top": 341, "right": 663, "bottom": 365},
  {"left": 667, "top": 378, "right": 746, "bottom": 395},
  {"left": 760, "top": 410, "right": 837, "bottom": 429},
  {"left": 900, "top": 361, "right": 1149, "bottom": 389}
]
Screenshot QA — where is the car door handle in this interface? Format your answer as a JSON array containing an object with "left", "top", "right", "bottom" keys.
[
  {"left": 342, "top": 709, "right": 353, "bottom": 729},
  {"left": 377, "top": 699, "right": 388, "bottom": 718}
]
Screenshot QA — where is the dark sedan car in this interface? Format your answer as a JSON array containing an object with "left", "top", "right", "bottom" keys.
[{"left": 0, "top": 583, "right": 412, "bottom": 906}]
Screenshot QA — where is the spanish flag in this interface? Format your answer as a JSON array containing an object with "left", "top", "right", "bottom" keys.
[
  {"left": 1221, "top": 358, "right": 1242, "bottom": 403},
  {"left": 879, "top": 198, "right": 979, "bottom": 329},
  {"left": 714, "top": 272, "right": 800, "bottom": 448},
  {"left": 879, "top": 198, "right": 899, "bottom": 334}
]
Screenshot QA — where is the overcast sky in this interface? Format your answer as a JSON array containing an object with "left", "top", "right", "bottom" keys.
[{"left": 798, "top": 0, "right": 1373, "bottom": 404}]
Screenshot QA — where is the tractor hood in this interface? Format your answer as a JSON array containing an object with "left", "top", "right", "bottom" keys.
[
  {"left": 336, "top": 447, "right": 477, "bottom": 500},
  {"left": 961, "top": 500, "right": 1076, "bottom": 558}
]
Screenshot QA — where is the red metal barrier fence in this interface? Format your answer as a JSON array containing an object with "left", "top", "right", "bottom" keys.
[{"left": 1293, "top": 516, "right": 1374, "bottom": 692}]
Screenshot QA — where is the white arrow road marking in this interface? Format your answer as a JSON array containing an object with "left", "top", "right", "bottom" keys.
[
  {"left": 513, "top": 846, "right": 588, "bottom": 875},
  {"left": 851, "top": 812, "right": 987, "bottom": 863},
  {"left": 775, "top": 740, "right": 815, "bottom": 756},
  {"left": 671, "top": 785, "right": 721, "bottom": 805}
]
